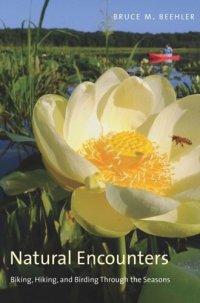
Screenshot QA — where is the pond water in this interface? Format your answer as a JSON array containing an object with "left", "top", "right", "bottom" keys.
[
  {"left": 160, "top": 68, "right": 192, "bottom": 88},
  {"left": 0, "top": 140, "right": 36, "bottom": 178},
  {"left": 129, "top": 64, "right": 193, "bottom": 89}
]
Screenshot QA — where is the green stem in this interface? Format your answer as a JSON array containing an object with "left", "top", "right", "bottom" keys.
[
  {"left": 100, "top": 237, "right": 127, "bottom": 303},
  {"left": 149, "top": 235, "right": 159, "bottom": 254},
  {"left": 116, "top": 236, "right": 127, "bottom": 302}
]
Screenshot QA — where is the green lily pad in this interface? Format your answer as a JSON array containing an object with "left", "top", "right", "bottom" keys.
[
  {"left": 0, "top": 168, "right": 66, "bottom": 198},
  {"left": 138, "top": 249, "right": 200, "bottom": 303},
  {"left": 0, "top": 128, "right": 35, "bottom": 145},
  {"left": 0, "top": 169, "right": 50, "bottom": 195}
]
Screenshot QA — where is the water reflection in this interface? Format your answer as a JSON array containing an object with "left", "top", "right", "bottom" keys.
[
  {"left": 150, "top": 58, "right": 173, "bottom": 64},
  {"left": 128, "top": 59, "right": 192, "bottom": 89},
  {"left": 149, "top": 52, "right": 181, "bottom": 65},
  {"left": 0, "top": 139, "right": 37, "bottom": 178},
  {"left": 161, "top": 67, "right": 192, "bottom": 88}
]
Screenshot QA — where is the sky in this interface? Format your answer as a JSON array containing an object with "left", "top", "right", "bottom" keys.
[{"left": 0, "top": 0, "right": 199, "bottom": 33}]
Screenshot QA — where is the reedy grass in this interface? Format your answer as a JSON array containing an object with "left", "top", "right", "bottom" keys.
[{"left": 0, "top": 0, "right": 200, "bottom": 135}]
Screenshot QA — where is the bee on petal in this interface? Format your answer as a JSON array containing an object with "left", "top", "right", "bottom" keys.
[{"left": 171, "top": 135, "right": 192, "bottom": 147}]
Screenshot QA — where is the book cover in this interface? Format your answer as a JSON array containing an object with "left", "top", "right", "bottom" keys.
[{"left": 0, "top": 0, "right": 200, "bottom": 302}]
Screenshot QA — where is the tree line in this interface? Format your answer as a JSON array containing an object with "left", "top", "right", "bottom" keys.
[{"left": 0, "top": 28, "right": 200, "bottom": 48}]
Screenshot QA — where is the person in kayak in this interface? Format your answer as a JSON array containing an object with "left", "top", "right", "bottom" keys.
[{"left": 162, "top": 44, "right": 173, "bottom": 56}]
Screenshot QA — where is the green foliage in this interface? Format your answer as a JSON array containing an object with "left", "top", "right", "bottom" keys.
[
  {"left": 1, "top": 29, "right": 200, "bottom": 48},
  {"left": 0, "top": 168, "right": 86, "bottom": 281},
  {"left": 176, "top": 74, "right": 200, "bottom": 97},
  {"left": 0, "top": 164, "right": 199, "bottom": 302},
  {"left": 138, "top": 249, "right": 200, "bottom": 303},
  {"left": 0, "top": 128, "right": 35, "bottom": 145},
  {"left": 0, "top": 43, "right": 199, "bottom": 135},
  {"left": 0, "top": 269, "right": 8, "bottom": 289},
  {"left": 0, "top": 169, "right": 54, "bottom": 196}
]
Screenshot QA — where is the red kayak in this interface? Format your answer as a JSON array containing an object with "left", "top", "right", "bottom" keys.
[
  {"left": 150, "top": 58, "right": 176, "bottom": 64},
  {"left": 149, "top": 53, "right": 181, "bottom": 60}
]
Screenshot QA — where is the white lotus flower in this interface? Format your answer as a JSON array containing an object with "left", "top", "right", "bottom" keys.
[{"left": 32, "top": 67, "right": 200, "bottom": 238}]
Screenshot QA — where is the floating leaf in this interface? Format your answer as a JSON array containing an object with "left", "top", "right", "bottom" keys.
[
  {"left": 0, "top": 169, "right": 53, "bottom": 195},
  {"left": 138, "top": 249, "right": 200, "bottom": 303},
  {"left": 0, "top": 128, "right": 35, "bottom": 145}
]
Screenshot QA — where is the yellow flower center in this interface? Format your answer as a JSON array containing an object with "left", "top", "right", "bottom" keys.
[{"left": 79, "top": 131, "right": 173, "bottom": 195}]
